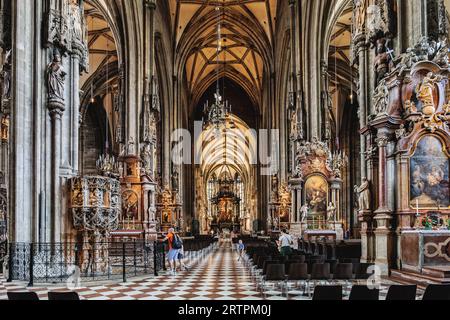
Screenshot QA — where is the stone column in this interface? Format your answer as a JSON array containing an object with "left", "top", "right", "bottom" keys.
[
  {"left": 374, "top": 130, "right": 393, "bottom": 275},
  {"left": 48, "top": 100, "right": 65, "bottom": 244},
  {"left": 289, "top": 178, "right": 303, "bottom": 236}
]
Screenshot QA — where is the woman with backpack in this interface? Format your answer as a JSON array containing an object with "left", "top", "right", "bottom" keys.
[{"left": 161, "top": 228, "right": 183, "bottom": 276}]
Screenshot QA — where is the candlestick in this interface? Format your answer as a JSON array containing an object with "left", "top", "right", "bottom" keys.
[{"left": 416, "top": 199, "right": 419, "bottom": 215}]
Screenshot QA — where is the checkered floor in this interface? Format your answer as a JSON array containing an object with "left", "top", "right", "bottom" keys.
[{"left": 0, "top": 243, "right": 422, "bottom": 300}]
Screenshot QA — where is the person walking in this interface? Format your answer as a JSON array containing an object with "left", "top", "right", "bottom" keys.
[
  {"left": 277, "top": 229, "right": 293, "bottom": 257},
  {"left": 237, "top": 240, "right": 245, "bottom": 262},
  {"left": 161, "top": 228, "right": 182, "bottom": 276},
  {"left": 177, "top": 244, "right": 190, "bottom": 271}
]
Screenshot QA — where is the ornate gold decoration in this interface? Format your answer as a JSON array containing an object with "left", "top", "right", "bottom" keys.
[
  {"left": 0, "top": 114, "right": 9, "bottom": 143},
  {"left": 416, "top": 73, "right": 442, "bottom": 116}
]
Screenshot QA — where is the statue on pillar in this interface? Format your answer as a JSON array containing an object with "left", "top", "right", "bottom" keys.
[
  {"left": 352, "top": 0, "right": 367, "bottom": 38},
  {"left": 0, "top": 50, "right": 11, "bottom": 103},
  {"left": 327, "top": 202, "right": 337, "bottom": 222},
  {"left": 69, "top": 0, "right": 83, "bottom": 44},
  {"left": 357, "top": 178, "right": 371, "bottom": 212},
  {"left": 141, "top": 143, "right": 152, "bottom": 176},
  {"left": 46, "top": 48, "right": 66, "bottom": 102},
  {"left": 172, "top": 167, "right": 179, "bottom": 192},
  {"left": 300, "top": 204, "right": 309, "bottom": 223}
]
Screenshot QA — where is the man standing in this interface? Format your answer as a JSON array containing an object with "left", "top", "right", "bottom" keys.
[{"left": 277, "top": 229, "right": 293, "bottom": 257}]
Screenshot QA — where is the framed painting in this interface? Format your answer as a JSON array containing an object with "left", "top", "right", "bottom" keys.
[
  {"left": 410, "top": 135, "right": 450, "bottom": 209},
  {"left": 305, "top": 175, "right": 329, "bottom": 218}
]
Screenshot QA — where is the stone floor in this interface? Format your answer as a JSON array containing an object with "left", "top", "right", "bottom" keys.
[{"left": 0, "top": 242, "right": 421, "bottom": 300}]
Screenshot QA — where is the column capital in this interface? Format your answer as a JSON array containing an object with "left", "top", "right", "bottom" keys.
[{"left": 376, "top": 131, "right": 393, "bottom": 148}]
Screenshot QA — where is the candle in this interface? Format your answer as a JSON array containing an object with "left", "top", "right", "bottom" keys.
[{"left": 416, "top": 199, "right": 419, "bottom": 215}]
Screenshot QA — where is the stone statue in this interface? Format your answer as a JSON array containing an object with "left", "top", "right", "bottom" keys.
[
  {"left": 0, "top": 50, "right": 12, "bottom": 101},
  {"left": 273, "top": 216, "right": 279, "bottom": 230},
  {"left": 271, "top": 174, "right": 279, "bottom": 193},
  {"left": 70, "top": 0, "right": 83, "bottom": 43},
  {"left": 47, "top": 48, "right": 66, "bottom": 102},
  {"left": 126, "top": 137, "right": 135, "bottom": 155},
  {"left": 357, "top": 178, "right": 371, "bottom": 211},
  {"left": 300, "top": 204, "right": 309, "bottom": 223},
  {"left": 327, "top": 202, "right": 337, "bottom": 222},
  {"left": 172, "top": 168, "right": 179, "bottom": 191},
  {"left": 141, "top": 144, "right": 152, "bottom": 176},
  {"left": 374, "top": 38, "right": 392, "bottom": 86},
  {"left": 353, "top": 0, "right": 367, "bottom": 37}
]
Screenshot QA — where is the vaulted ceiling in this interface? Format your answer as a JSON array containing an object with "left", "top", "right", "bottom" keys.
[
  {"left": 328, "top": 5, "right": 353, "bottom": 94},
  {"left": 170, "top": 0, "right": 277, "bottom": 107},
  {"left": 80, "top": 1, "right": 118, "bottom": 87}
]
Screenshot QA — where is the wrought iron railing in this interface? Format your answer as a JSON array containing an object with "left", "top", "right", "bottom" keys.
[{"left": 7, "top": 241, "right": 166, "bottom": 286}]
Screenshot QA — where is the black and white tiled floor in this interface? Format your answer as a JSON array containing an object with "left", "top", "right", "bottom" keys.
[{"left": 0, "top": 242, "right": 421, "bottom": 300}]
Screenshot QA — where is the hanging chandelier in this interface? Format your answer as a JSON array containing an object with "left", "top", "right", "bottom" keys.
[{"left": 203, "top": 6, "right": 231, "bottom": 133}]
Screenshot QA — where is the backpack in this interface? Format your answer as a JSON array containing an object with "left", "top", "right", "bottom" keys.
[{"left": 172, "top": 234, "right": 183, "bottom": 249}]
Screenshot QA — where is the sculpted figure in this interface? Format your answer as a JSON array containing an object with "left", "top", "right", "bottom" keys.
[
  {"left": 353, "top": 0, "right": 367, "bottom": 36},
  {"left": 374, "top": 38, "right": 392, "bottom": 86},
  {"left": 70, "top": 0, "right": 83, "bottom": 43},
  {"left": 327, "top": 202, "right": 337, "bottom": 222},
  {"left": 47, "top": 49, "right": 66, "bottom": 101},
  {"left": 300, "top": 204, "right": 309, "bottom": 223},
  {"left": 357, "top": 178, "right": 371, "bottom": 211},
  {"left": 0, "top": 50, "right": 12, "bottom": 101}
]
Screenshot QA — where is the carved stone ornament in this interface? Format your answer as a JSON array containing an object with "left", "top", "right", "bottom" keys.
[
  {"left": 46, "top": 9, "right": 69, "bottom": 50},
  {"left": 373, "top": 79, "right": 389, "bottom": 117},
  {"left": 70, "top": 176, "right": 121, "bottom": 232},
  {"left": 327, "top": 151, "right": 347, "bottom": 179},
  {"left": 391, "top": 38, "right": 449, "bottom": 77}
]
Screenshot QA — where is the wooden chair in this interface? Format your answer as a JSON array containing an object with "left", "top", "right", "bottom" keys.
[{"left": 285, "top": 263, "right": 309, "bottom": 297}]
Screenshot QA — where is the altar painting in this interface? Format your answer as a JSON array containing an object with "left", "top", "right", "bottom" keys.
[
  {"left": 410, "top": 135, "right": 449, "bottom": 209},
  {"left": 305, "top": 175, "right": 328, "bottom": 217}
]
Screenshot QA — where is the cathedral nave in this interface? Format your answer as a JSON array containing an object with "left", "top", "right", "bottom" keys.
[{"left": 0, "top": 0, "right": 449, "bottom": 303}]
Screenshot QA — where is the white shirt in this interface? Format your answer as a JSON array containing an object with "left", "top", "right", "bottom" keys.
[{"left": 279, "top": 234, "right": 292, "bottom": 247}]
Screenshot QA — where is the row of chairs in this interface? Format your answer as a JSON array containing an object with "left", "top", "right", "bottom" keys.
[
  {"left": 256, "top": 262, "right": 373, "bottom": 297},
  {"left": 311, "top": 284, "right": 450, "bottom": 301},
  {"left": 7, "top": 291, "right": 80, "bottom": 301}
]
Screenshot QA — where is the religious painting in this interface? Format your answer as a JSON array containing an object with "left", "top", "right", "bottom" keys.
[
  {"left": 305, "top": 175, "right": 328, "bottom": 218},
  {"left": 410, "top": 135, "right": 449, "bottom": 209},
  {"left": 122, "top": 190, "right": 139, "bottom": 220}
]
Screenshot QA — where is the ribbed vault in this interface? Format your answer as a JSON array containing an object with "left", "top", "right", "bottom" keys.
[
  {"left": 80, "top": 0, "right": 118, "bottom": 87},
  {"left": 172, "top": 0, "right": 276, "bottom": 111}
]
